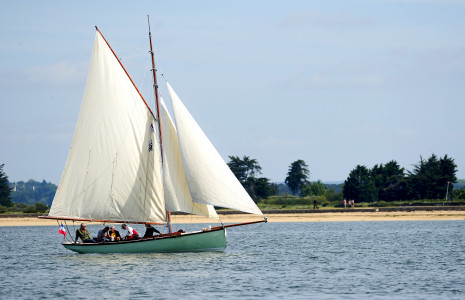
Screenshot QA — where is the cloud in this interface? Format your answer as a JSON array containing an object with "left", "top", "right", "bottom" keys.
[
  {"left": 0, "top": 61, "right": 87, "bottom": 89},
  {"left": 280, "top": 10, "right": 372, "bottom": 28},
  {"left": 417, "top": 46, "right": 465, "bottom": 74},
  {"left": 27, "top": 61, "right": 87, "bottom": 85},
  {"left": 308, "top": 74, "right": 331, "bottom": 86},
  {"left": 373, "top": 0, "right": 465, "bottom": 4},
  {"left": 352, "top": 126, "right": 381, "bottom": 135},
  {"left": 347, "top": 74, "right": 386, "bottom": 87},
  {"left": 275, "top": 69, "right": 386, "bottom": 90},
  {"left": 256, "top": 137, "right": 314, "bottom": 149},
  {"left": 397, "top": 129, "right": 416, "bottom": 136},
  {"left": 280, "top": 69, "right": 331, "bottom": 88}
]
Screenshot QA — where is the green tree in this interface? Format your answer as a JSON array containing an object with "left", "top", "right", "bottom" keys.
[
  {"left": 371, "top": 160, "right": 406, "bottom": 201},
  {"left": 302, "top": 180, "right": 327, "bottom": 197},
  {"left": 325, "top": 188, "right": 343, "bottom": 204},
  {"left": 406, "top": 154, "right": 457, "bottom": 199},
  {"left": 343, "top": 165, "right": 377, "bottom": 202},
  {"left": 285, "top": 160, "right": 310, "bottom": 195},
  {"left": 11, "top": 179, "right": 57, "bottom": 205},
  {"left": 228, "top": 156, "right": 262, "bottom": 184},
  {"left": 227, "top": 156, "right": 276, "bottom": 202},
  {"left": 439, "top": 155, "right": 458, "bottom": 199},
  {"left": 23, "top": 202, "right": 49, "bottom": 213},
  {"left": 451, "top": 188, "right": 465, "bottom": 200},
  {"left": 0, "top": 164, "right": 13, "bottom": 207},
  {"left": 255, "top": 177, "right": 278, "bottom": 199}
]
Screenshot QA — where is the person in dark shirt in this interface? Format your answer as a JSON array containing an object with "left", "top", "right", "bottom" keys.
[
  {"left": 108, "top": 226, "right": 121, "bottom": 241},
  {"left": 96, "top": 226, "right": 110, "bottom": 242},
  {"left": 143, "top": 223, "right": 161, "bottom": 238}
]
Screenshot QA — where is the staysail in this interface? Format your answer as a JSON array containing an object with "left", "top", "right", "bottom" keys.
[
  {"left": 160, "top": 98, "right": 218, "bottom": 218},
  {"left": 167, "top": 83, "right": 263, "bottom": 215},
  {"left": 49, "top": 32, "right": 166, "bottom": 223}
]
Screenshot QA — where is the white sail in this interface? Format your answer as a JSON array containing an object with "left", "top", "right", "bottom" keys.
[
  {"left": 160, "top": 98, "right": 219, "bottom": 218},
  {"left": 49, "top": 32, "right": 166, "bottom": 223},
  {"left": 167, "top": 83, "right": 263, "bottom": 215}
]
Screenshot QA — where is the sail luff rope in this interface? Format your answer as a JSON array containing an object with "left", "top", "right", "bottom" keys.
[{"left": 64, "top": 220, "right": 74, "bottom": 243}]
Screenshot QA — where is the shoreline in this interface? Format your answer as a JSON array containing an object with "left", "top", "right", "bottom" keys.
[{"left": 0, "top": 210, "right": 464, "bottom": 226}]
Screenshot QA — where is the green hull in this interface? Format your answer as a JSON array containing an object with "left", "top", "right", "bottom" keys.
[{"left": 63, "top": 228, "right": 227, "bottom": 254}]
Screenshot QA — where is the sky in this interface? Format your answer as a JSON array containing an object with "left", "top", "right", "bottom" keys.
[{"left": 1, "top": 0, "right": 464, "bottom": 185}]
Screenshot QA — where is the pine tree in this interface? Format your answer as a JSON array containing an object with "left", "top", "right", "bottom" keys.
[
  {"left": 343, "top": 165, "right": 377, "bottom": 202},
  {"left": 407, "top": 154, "right": 457, "bottom": 199},
  {"left": 0, "top": 164, "right": 13, "bottom": 207},
  {"left": 285, "top": 160, "right": 310, "bottom": 195},
  {"left": 227, "top": 155, "right": 276, "bottom": 202}
]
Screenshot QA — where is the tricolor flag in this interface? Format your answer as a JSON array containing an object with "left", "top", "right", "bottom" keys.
[{"left": 58, "top": 223, "right": 67, "bottom": 235}]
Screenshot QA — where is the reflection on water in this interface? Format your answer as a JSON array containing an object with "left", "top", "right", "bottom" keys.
[{"left": 1, "top": 221, "right": 464, "bottom": 299}]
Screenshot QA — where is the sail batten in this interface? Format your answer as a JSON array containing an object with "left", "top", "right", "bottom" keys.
[{"left": 49, "top": 32, "right": 166, "bottom": 223}]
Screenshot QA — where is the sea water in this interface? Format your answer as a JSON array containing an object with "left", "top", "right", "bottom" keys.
[{"left": 0, "top": 221, "right": 464, "bottom": 299}]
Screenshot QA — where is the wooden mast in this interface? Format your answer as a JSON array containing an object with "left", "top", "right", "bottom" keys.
[{"left": 147, "top": 15, "right": 172, "bottom": 233}]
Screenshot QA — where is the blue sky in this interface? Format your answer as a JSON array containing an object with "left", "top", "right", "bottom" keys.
[{"left": 1, "top": 0, "right": 464, "bottom": 184}]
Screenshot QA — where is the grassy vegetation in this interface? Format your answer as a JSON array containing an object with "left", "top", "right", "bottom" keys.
[
  {"left": 256, "top": 195, "right": 465, "bottom": 210},
  {"left": 0, "top": 203, "right": 49, "bottom": 214},
  {"left": 1, "top": 196, "right": 464, "bottom": 215},
  {"left": 258, "top": 195, "right": 338, "bottom": 210}
]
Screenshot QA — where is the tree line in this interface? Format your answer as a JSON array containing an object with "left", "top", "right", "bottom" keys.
[
  {"left": 0, "top": 153, "right": 463, "bottom": 213},
  {"left": 343, "top": 154, "right": 460, "bottom": 202},
  {"left": 227, "top": 157, "right": 342, "bottom": 204},
  {"left": 227, "top": 154, "right": 463, "bottom": 205},
  {"left": 0, "top": 164, "right": 56, "bottom": 213}
]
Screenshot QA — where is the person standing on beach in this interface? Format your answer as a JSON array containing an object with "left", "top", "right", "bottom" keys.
[{"left": 343, "top": 199, "right": 347, "bottom": 208}]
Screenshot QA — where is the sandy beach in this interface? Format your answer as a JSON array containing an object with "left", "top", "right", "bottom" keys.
[{"left": 1, "top": 210, "right": 464, "bottom": 226}]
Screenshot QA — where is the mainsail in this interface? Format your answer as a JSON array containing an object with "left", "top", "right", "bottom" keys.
[
  {"left": 49, "top": 32, "right": 166, "bottom": 223},
  {"left": 167, "top": 83, "right": 263, "bottom": 215}
]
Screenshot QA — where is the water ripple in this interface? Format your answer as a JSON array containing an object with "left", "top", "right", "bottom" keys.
[{"left": 0, "top": 221, "right": 464, "bottom": 299}]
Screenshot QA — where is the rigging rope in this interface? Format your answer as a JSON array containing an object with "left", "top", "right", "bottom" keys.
[
  {"left": 118, "top": 51, "right": 147, "bottom": 61},
  {"left": 55, "top": 219, "right": 73, "bottom": 243},
  {"left": 64, "top": 220, "right": 73, "bottom": 243}
]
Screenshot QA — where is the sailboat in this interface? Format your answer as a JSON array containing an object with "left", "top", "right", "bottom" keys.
[{"left": 39, "top": 20, "right": 266, "bottom": 254}]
